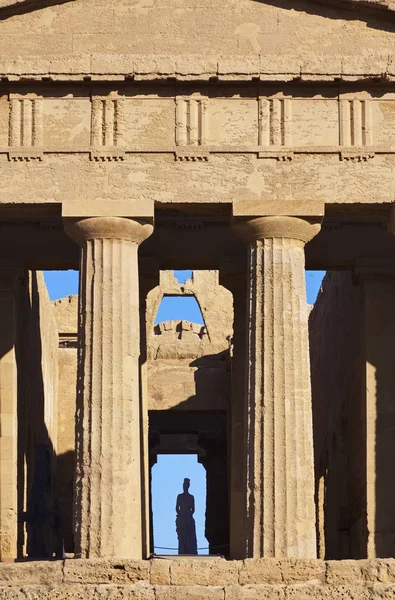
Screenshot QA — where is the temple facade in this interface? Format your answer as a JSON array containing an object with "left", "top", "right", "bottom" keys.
[{"left": 1, "top": 0, "right": 395, "bottom": 597}]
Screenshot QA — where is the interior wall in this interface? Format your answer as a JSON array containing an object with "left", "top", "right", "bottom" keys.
[
  {"left": 17, "top": 271, "right": 59, "bottom": 558},
  {"left": 53, "top": 294, "right": 78, "bottom": 554},
  {"left": 309, "top": 271, "right": 366, "bottom": 559}
]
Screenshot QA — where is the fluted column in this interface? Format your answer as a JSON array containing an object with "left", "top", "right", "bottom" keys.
[
  {"left": 233, "top": 216, "right": 320, "bottom": 558},
  {"left": 64, "top": 217, "right": 153, "bottom": 559}
]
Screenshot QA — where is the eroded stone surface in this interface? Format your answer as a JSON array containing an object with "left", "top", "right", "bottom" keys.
[{"left": 0, "top": 560, "right": 393, "bottom": 599}]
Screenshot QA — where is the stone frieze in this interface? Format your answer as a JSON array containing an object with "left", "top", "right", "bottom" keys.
[{"left": 1, "top": 90, "right": 395, "bottom": 163}]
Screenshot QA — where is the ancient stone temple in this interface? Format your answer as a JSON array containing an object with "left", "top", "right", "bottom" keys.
[{"left": 1, "top": 0, "right": 395, "bottom": 597}]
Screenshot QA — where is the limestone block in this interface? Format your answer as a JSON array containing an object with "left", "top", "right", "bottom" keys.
[
  {"left": 360, "top": 560, "right": 395, "bottom": 583},
  {"left": 239, "top": 560, "right": 324, "bottom": 585},
  {"left": 284, "top": 586, "right": 370, "bottom": 599},
  {"left": 63, "top": 559, "right": 149, "bottom": 584},
  {"left": 208, "top": 100, "right": 257, "bottom": 146},
  {"left": 0, "top": 589, "right": 19, "bottom": 600},
  {"left": 369, "top": 584, "right": 395, "bottom": 599},
  {"left": 124, "top": 100, "right": 175, "bottom": 149},
  {"left": 53, "top": 295, "right": 78, "bottom": 334},
  {"left": 281, "top": 561, "right": 325, "bottom": 585},
  {"left": 16, "top": 584, "right": 154, "bottom": 599},
  {"left": 0, "top": 561, "right": 63, "bottom": 584},
  {"left": 386, "top": 561, "right": 395, "bottom": 582},
  {"left": 170, "top": 558, "right": 238, "bottom": 586},
  {"left": 43, "top": 99, "right": 91, "bottom": 147},
  {"left": 224, "top": 585, "right": 285, "bottom": 599},
  {"left": 0, "top": 34, "right": 73, "bottom": 57},
  {"left": 239, "top": 560, "right": 283, "bottom": 585},
  {"left": 1, "top": 150, "right": 395, "bottom": 208},
  {"left": 325, "top": 562, "right": 363, "bottom": 585},
  {"left": 150, "top": 560, "right": 170, "bottom": 585},
  {"left": 155, "top": 585, "right": 225, "bottom": 600},
  {"left": 292, "top": 100, "right": 339, "bottom": 147}
]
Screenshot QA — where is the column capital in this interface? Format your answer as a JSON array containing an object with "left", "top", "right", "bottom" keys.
[
  {"left": 232, "top": 216, "right": 321, "bottom": 245},
  {"left": 63, "top": 216, "right": 153, "bottom": 247}
]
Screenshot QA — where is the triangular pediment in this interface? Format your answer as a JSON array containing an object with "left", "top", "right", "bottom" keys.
[
  {"left": 0, "top": 0, "right": 394, "bottom": 73},
  {"left": 317, "top": 0, "right": 395, "bottom": 10},
  {"left": 1, "top": 0, "right": 395, "bottom": 18},
  {"left": 314, "top": 0, "right": 395, "bottom": 12}
]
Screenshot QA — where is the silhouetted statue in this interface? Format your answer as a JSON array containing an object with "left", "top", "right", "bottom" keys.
[{"left": 175, "top": 478, "right": 198, "bottom": 555}]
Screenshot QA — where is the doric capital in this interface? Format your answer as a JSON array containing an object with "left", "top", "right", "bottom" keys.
[
  {"left": 64, "top": 216, "right": 153, "bottom": 247},
  {"left": 232, "top": 216, "right": 321, "bottom": 246}
]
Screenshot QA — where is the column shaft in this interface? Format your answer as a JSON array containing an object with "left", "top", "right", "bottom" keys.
[
  {"left": 233, "top": 216, "right": 320, "bottom": 558},
  {"left": 66, "top": 217, "right": 153, "bottom": 559}
]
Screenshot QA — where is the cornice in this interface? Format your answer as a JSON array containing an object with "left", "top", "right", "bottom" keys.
[
  {"left": 1, "top": 0, "right": 394, "bottom": 13},
  {"left": 0, "top": 0, "right": 74, "bottom": 12},
  {"left": 316, "top": 0, "right": 395, "bottom": 12},
  {"left": 1, "top": 53, "right": 395, "bottom": 83}
]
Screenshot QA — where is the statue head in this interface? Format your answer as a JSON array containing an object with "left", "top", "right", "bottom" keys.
[{"left": 183, "top": 478, "right": 190, "bottom": 492}]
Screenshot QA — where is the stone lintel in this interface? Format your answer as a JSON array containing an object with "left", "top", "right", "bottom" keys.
[
  {"left": 354, "top": 258, "right": 395, "bottom": 282},
  {"left": 0, "top": 265, "right": 24, "bottom": 282},
  {"left": 232, "top": 199, "right": 324, "bottom": 218},
  {"left": 62, "top": 198, "right": 154, "bottom": 220}
]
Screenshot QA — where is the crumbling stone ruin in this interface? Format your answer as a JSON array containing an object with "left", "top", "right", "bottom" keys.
[{"left": 1, "top": 0, "right": 395, "bottom": 597}]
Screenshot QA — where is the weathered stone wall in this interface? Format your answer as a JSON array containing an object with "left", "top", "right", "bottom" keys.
[
  {"left": 1, "top": 557, "right": 395, "bottom": 598},
  {"left": 0, "top": 0, "right": 394, "bottom": 62},
  {"left": 53, "top": 271, "right": 233, "bottom": 414},
  {"left": 147, "top": 271, "right": 232, "bottom": 411},
  {"left": 52, "top": 294, "right": 78, "bottom": 554},
  {"left": 309, "top": 272, "right": 366, "bottom": 559},
  {"left": 17, "top": 271, "right": 59, "bottom": 558}
]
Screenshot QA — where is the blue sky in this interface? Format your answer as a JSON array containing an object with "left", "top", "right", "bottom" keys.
[{"left": 43, "top": 268, "right": 325, "bottom": 555}]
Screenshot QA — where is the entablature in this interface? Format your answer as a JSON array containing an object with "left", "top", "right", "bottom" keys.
[{"left": 2, "top": 81, "right": 395, "bottom": 163}]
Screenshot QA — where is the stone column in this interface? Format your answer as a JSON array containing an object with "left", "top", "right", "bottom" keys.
[
  {"left": 64, "top": 217, "right": 153, "bottom": 559},
  {"left": 0, "top": 269, "right": 21, "bottom": 561},
  {"left": 355, "top": 260, "right": 395, "bottom": 558},
  {"left": 139, "top": 270, "right": 159, "bottom": 558},
  {"left": 233, "top": 216, "right": 320, "bottom": 558},
  {"left": 219, "top": 271, "right": 247, "bottom": 559},
  {"left": 199, "top": 439, "right": 229, "bottom": 555}
]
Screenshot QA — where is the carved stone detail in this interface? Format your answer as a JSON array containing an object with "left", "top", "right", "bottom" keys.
[
  {"left": 90, "top": 96, "right": 125, "bottom": 161},
  {"left": 175, "top": 97, "right": 208, "bottom": 146},
  {"left": 258, "top": 98, "right": 292, "bottom": 147},
  {"left": 175, "top": 149, "right": 209, "bottom": 162},
  {"left": 339, "top": 99, "right": 373, "bottom": 147},
  {"left": 8, "top": 96, "right": 43, "bottom": 161},
  {"left": 340, "top": 150, "right": 375, "bottom": 161}
]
